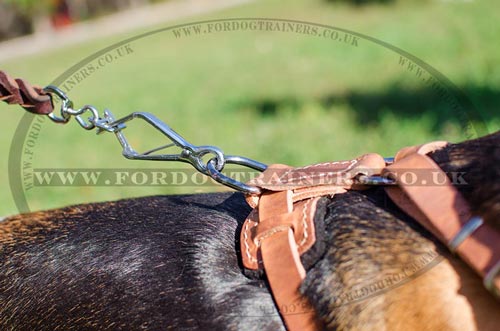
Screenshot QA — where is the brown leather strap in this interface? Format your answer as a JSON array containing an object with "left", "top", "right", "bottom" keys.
[
  {"left": 0, "top": 70, "right": 53, "bottom": 115},
  {"left": 258, "top": 191, "right": 321, "bottom": 331},
  {"left": 242, "top": 197, "right": 322, "bottom": 270},
  {"left": 384, "top": 153, "right": 470, "bottom": 243},
  {"left": 246, "top": 153, "right": 386, "bottom": 208},
  {"left": 383, "top": 145, "right": 500, "bottom": 295}
]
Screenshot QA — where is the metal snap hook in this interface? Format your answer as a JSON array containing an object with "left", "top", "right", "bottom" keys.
[{"left": 44, "top": 85, "right": 72, "bottom": 123}]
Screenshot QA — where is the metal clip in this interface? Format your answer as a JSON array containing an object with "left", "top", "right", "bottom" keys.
[{"left": 102, "top": 111, "right": 227, "bottom": 174}]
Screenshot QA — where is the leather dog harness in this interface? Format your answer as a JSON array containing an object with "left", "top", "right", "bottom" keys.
[{"left": 240, "top": 144, "right": 500, "bottom": 331}]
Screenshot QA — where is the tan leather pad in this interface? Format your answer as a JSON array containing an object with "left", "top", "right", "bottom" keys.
[
  {"left": 248, "top": 153, "right": 385, "bottom": 191},
  {"left": 241, "top": 197, "right": 321, "bottom": 270}
]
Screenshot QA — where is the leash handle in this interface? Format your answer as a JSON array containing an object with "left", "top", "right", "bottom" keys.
[{"left": 0, "top": 70, "right": 54, "bottom": 115}]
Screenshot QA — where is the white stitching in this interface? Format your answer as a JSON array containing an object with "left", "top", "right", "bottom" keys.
[
  {"left": 255, "top": 226, "right": 289, "bottom": 246},
  {"left": 294, "top": 160, "right": 351, "bottom": 172},
  {"left": 244, "top": 198, "right": 315, "bottom": 263},
  {"left": 282, "top": 172, "right": 346, "bottom": 184},
  {"left": 278, "top": 160, "right": 350, "bottom": 180},
  {"left": 278, "top": 159, "right": 358, "bottom": 184},
  {"left": 298, "top": 199, "right": 312, "bottom": 247},
  {"left": 243, "top": 217, "right": 259, "bottom": 263}
]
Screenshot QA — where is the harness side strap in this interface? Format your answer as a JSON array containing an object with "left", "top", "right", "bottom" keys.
[
  {"left": 0, "top": 70, "right": 54, "bottom": 115},
  {"left": 258, "top": 191, "right": 321, "bottom": 331},
  {"left": 383, "top": 153, "right": 500, "bottom": 296}
]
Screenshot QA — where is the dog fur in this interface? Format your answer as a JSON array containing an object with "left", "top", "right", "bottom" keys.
[{"left": 0, "top": 131, "right": 499, "bottom": 330}]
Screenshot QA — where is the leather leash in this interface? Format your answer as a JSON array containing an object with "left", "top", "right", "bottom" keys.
[
  {"left": 241, "top": 143, "right": 500, "bottom": 330},
  {"left": 0, "top": 70, "right": 54, "bottom": 115}
]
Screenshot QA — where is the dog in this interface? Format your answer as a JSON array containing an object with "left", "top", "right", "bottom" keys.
[{"left": 1, "top": 131, "right": 499, "bottom": 330}]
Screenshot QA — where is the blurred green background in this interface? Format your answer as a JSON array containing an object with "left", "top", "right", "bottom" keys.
[{"left": 0, "top": 0, "right": 499, "bottom": 216}]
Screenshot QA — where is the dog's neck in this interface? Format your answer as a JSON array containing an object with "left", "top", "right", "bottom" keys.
[
  {"left": 301, "top": 131, "right": 500, "bottom": 330},
  {"left": 430, "top": 131, "right": 500, "bottom": 228}
]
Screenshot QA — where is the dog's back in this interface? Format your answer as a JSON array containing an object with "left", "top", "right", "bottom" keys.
[{"left": 0, "top": 193, "right": 285, "bottom": 330}]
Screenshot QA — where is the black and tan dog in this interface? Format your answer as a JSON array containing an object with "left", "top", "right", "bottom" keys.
[{"left": 1, "top": 131, "right": 499, "bottom": 330}]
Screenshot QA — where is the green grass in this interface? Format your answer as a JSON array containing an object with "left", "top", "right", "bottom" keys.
[{"left": 1, "top": 0, "right": 499, "bottom": 215}]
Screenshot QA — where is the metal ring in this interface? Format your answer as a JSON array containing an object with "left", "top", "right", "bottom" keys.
[
  {"left": 225, "top": 155, "right": 268, "bottom": 172},
  {"left": 47, "top": 111, "right": 70, "bottom": 124},
  {"left": 448, "top": 216, "right": 484, "bottom": 252},
  {"left": 74, "top": 105, "right": 100, "bottom": 130},
  {"left": 64, "top": 107, "right": 85, "bottom": 116},
  {"left": 44, "top": 85, "right": 72, "bottom": 123},
  {"left": 43, "top": 85, "right": 69, "bottom": 103},
  {"left": 484, "top": 260, "right": 500, "bottom": 298},
  {"left": 194, "top": 146, "right": 226, "bottom": 172},
  {"left": 206, "top": 159, "right": 262, "bottom": 195}
]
